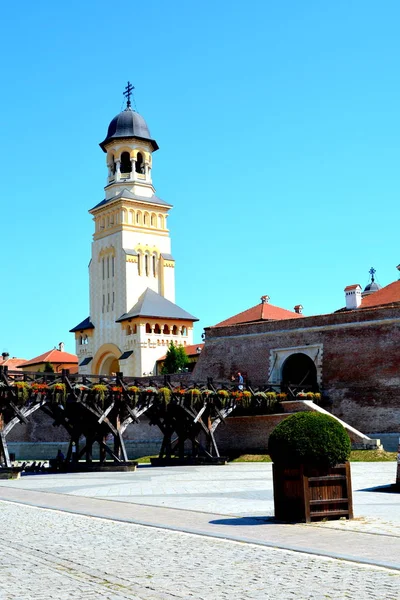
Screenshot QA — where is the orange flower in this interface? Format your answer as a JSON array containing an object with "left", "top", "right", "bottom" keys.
[{"left": 31, "top": 383, "right": 49, "bottom": 393}]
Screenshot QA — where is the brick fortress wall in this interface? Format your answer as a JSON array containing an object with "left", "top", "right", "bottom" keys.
[{"left": 194, "top": 304, "right": 400, "bottom": 434}]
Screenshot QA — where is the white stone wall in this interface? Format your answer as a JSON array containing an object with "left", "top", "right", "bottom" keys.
[{"left": 76, "top": 320, "right": 194, "bottom": 377}]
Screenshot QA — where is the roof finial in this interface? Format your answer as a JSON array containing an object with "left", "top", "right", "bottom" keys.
[
  {"left": 369, "top": 266, "right": 376, "bottom": 282},
  {"left": 123, "top": 81, "right": 135, "bottom": 109}
]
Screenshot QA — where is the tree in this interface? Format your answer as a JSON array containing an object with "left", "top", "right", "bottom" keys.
[
  {"left": 43, "top": 362, "right": 55, "bottom": 373},
  {"left": 176, "top": 345, "right": 189, "bottom": 372},
  {"left": 162, "top": 342, "right": 189, "bottom": 374}
]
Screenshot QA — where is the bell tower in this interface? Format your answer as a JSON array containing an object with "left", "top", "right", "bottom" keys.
[
  {"left": 100, "top": 82, "right": 159, "bottom": 203},
  {"left": 71, "top": 84, "right": 197, "bottom": 377}
]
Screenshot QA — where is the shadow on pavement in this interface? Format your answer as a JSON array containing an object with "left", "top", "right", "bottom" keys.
[
  {"left": 209, "top": 516, "right": 277, "bottom": 526},
  {"left": 358, "top": 484, "right": 400, "bottom": 494}
]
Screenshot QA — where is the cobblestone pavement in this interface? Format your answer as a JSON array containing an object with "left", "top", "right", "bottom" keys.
[
  {"left": 0, "top": 501, "right": 399, "bottom": 600},
  {"left": 2, "top": 463, "right": 399, "bottom": 537},
  {"left": 2, "top": 463, "right": 398, "bottom": 511}
]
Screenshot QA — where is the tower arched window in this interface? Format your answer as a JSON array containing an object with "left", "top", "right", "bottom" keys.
[
  {"left": 154, "top": 324, "right": 161, "bottom": 334},
  {"left": 145, "top": 323, "right": 151, "bottom": 333},
  {"left": 136, "top": 211, "right": 142, "bottom": 225},
  {"left": 181, "top": 326, "right": 187, "bottom": 336},
  {"left": 137, "top": 252, "right": 142, "bottom": 276},
  {"left": 152, "top": 254, "right": 157, "bottom": 277},
  {"left": 145, "top": 253, "right": 149, "bottom": 276},
  {"left": 144, "top": 212, "right": 149, "bottom": 226},
  {"left": 172, "top": 325, "right": 178, "bottom": 335},
  {"left": 120, "top": 151, "right": 132, "bottom": 173},
  {"left": 151, "top": 213, "right": 156, "bottom": 227},
  {"left": 163, "top": 325, "right": 170, "bottom": 334},
  {"left": 136, "top": 152, "right": 144, "bottom": 174}
]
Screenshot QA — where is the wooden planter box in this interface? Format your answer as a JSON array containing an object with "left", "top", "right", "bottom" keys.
[
  {"left": 273, "top": 462, "right": 353, "bottom": 523},
  {"left": 0, "top": 467, "right": 22, "bottom": 480}
]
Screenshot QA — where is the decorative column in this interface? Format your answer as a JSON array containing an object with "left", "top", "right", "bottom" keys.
[
  {"left": 131, "top": 157, "right": 137, "bottom": 181},
  {"left": 115, "top": 159, "right": 121, "bottom": 181}
]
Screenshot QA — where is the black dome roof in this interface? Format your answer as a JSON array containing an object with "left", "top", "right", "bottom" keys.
[{"left": 100, "top": 108, "right": 158, "bottom": 152}]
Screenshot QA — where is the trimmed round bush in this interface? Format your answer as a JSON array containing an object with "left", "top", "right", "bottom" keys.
[{"left": 268, "top": 411, "right": 351, "bottom": 468}]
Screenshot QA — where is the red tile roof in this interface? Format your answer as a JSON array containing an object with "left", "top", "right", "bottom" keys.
[
  {"left": 157, "top": 343, "right": 204, "bottom": 362},
  {"left": 360, "top": 280, "right": 400, "bottom": 309},
  {"left": 213, "top": 301, "right": 304, "bottom": 328},
  {"left": 20, "top": 348, "right": 78, "bottom": 368},
  {"left": 0, "top": 357, "right": 27, "bottom": 371},
  {"left": 182, "top": 343, "right": 205, "bottom": 356},
  {"left": 344, "top": 284, "right": 361, "bottom": 291}
]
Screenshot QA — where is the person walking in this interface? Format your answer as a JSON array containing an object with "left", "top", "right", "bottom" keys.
[{"left": 237, "top": 372, "right": 244, "bottom": 391}]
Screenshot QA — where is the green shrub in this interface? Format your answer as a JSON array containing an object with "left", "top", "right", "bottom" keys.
[{"left": 268, "top": 411, "right": 351, "bottom": 468}]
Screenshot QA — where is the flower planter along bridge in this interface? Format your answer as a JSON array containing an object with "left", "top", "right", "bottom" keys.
[{"left": 0, "top": 366, "right": 320, "bottom": 470}]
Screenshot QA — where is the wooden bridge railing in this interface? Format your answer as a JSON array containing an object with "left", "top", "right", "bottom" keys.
[{"left": 0, "top": 366, "right": 321, "bottom": 468}]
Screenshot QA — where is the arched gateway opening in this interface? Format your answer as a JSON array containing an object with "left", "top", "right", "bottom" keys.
[
  {"left": 281, "top": 352, "right": 318, "bottom": 391},
  {"left": 99, "top": 356, "right": 120, "bottom": 375},
  {"left": 92, "top": 343, "right": 121, "bottom": 375}
]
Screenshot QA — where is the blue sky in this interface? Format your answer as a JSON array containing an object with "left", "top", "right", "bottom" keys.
[{"left": 0, "top": 0, "right": 399, "bottom": 359}]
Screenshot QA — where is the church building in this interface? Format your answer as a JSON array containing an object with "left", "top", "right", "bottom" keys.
[{"left": 70, "top": 85, "right": 197, "bottom": 376}]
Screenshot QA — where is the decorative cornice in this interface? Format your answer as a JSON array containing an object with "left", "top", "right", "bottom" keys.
[{"left": 135, "top": 244, "right": 160, "bottom": 256}]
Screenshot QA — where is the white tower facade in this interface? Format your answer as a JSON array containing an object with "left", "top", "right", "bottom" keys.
[{"left": 71, "top": 90, "right": 197, "bottom": 376}]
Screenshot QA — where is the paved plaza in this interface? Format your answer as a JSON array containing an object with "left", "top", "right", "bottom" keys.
[{"left": 0, "top": 462, "right": 399, "bottom": 599}]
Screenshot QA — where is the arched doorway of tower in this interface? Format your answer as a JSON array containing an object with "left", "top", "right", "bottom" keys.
[
  {"left": 100, "top": 356, "right": 120, "bottom": 375},
  {"left": 281, "top": 352, "right": 318, "bottom": 391},
  {"left": 92, "top": 343, "right": 121, "bottom": 375}
]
